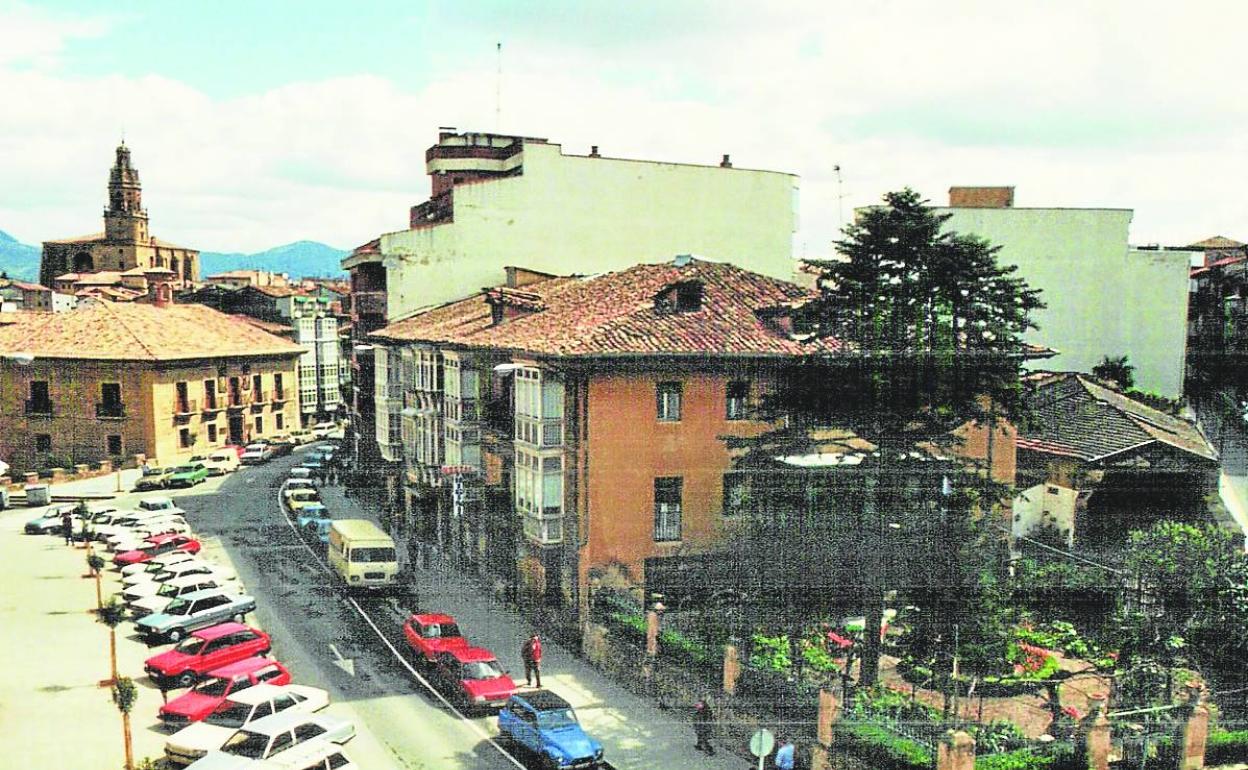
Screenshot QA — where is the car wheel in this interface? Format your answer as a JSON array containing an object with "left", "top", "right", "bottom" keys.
[
  {"left": 232, "top": 612, "right": 246, "bottom": 623},
  {"left": 258, "top": 646, "right": 271, "bottom": 656},
  {"left": 168, "top": 628, "right": 185, "bottom": 642},
  {"left": 177, "top": 671, "right": 195, "bottom": 688}
]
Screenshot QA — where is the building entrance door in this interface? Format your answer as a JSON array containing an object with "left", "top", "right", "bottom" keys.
[{"left": 228, "top": 414, "right": 244, "bottom": 445}]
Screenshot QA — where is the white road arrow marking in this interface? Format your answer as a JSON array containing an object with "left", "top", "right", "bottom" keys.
[{"left": 329, "top": 643, "right": 355, "bottom": 677}]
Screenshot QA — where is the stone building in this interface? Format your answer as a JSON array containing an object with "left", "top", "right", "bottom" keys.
[
  {"left": 40, "top": 143, "right": 200, "bottom": 288},
  {"left": 0, "top": 287, "right": 300, "bottom": 472}
]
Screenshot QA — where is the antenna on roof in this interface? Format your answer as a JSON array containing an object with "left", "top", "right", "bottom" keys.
[
  {"left": 495, "top": 41, "right": 503, "bottom": 131},
  {"left": 833, "top": 164, "right": 848, "bottom": 231}
]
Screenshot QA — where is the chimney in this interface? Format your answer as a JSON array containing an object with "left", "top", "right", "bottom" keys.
[
  {"left": 949, "top": 186, "right": 1014, "bottom": 208},
  {"left": 720, "top": 154, "right": 732, "bottom": 168},
  {"left": 589, "top": 145, "right": 600, "bottom": 157},
  {"left": 150, "top": 282, "right": 173, "bottom": 308}
]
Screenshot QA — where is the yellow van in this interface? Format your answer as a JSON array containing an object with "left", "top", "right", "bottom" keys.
[{"left": 326, "top": 519, "right": 398, "bottom": 594}]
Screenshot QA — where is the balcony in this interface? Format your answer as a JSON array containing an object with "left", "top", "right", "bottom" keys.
[
  {"left": 202, "top": 398, "right": 222, "bottom": 413},
  {"left": 227, "top": 393, "right": 249, "bottom": 409},
  {"left": 174, "top": 399, "right": 197, "bottom": 416},
  {"left": 351, "top": 291, "right": 387, "bottom": 318},
  {"left": 521, "top": 513, "right": 563, "bottom": 545},
  {"left": 96, "top": 402, "right": 126, "bottom": 419},
  {"left": 270, "top": 390, "right": 289, "bottom": 404},
  {"left": 515, "top": 417, "right": 563, "bottom": 448},
  {"left": 24, "top": 399, "right": 53, "bottom": 417}
]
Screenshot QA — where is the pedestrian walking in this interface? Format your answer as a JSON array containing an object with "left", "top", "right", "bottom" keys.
[
  {"left": 693, "top": 699, "right": 716, "bottom": 755},
  {"left": 521, "top": 634, "right": 543, "bottom": 687},
  {"left": 61, "top": 509, "right": 74, "bottom": 545},
  {"left": 774, "top": 738, "right": 795, "bottom": 770}
]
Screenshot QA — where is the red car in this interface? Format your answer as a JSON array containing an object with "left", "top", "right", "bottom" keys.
[
  {"left": 431, "top": 646, "right": 517, "bottom": 711},
  {"left": 144, "top": 623, "right": 271, "bottom": 689},
  {"left": 158, "top": 657, "right": 291, "bottom": 726},
  {"left": 403, "top": 613, "right": 469, "bottom": 664},
  {"left": 113, "top": 533, "right": 201, "bottom": 566}
]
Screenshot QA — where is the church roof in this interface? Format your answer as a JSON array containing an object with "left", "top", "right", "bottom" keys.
[{"left": 44, "top": 232, "right": 107, "bottom": 245}]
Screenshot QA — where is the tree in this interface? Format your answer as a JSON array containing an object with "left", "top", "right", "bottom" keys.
[
  {"left": 111, "top": 676, "right": 137, "bottom": 770},
  {"left": 1092, "top": 355, "right": 1135, "bottom": 390},
  {"left": 739, "top": 189, "right": 1044, "bottom": 686},
  {"left": 98, "top": 594, "right": 126, "bottom": 686}
]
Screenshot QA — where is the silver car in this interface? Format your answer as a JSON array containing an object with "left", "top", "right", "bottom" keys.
[
  {"left": 186, "top": 710, "right": 354, "bottom": 769},
  {"left": 134, "top": 589, "right": 257, "bottom": 642}
]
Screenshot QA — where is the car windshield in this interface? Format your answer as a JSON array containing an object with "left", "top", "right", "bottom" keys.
[
  {"left": 193, "top": 677, "right": 231, "bottom": 697},
  {"left": 463, "top": 660, "right": 504, "bottom": 680},
  {"left": 205, "top": 701, "right": 253, "bottom": 728},
  {"left": 173, "top": 636, "right": 206, "bottom": 654},
  {"left": 351, "top": 547, "right": 395, "bottom": 563},
  {"left": 164, "top": 599, "right": 189, "bottom": 615},
  {"left": 221, "top": 730, "right": 270, "bottom": 758},
  {"left": 157, "top": 583, "right": 180, "bottom": 597},
  {"left": 537, "top": 708, "right": 578, "bottom": 729}
]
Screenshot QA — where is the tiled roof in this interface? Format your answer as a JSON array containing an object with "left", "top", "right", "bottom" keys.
[
  {"left": 249, "top": 285, "right": 300, "bottom": 298},
  {"left": 1190, "top": 254, "right": 1246, "bottom": 277},
  {"left": 44, "top": 231, "right": 106, "bottom": 244},
  {"left": 372, "top": 259, "right": 842, "bottom": 358},
  {"left": 230, "top": 314, "right": 294, "bottom": 335},
  {"left": 59, "top": 271, "right": 124, "bottom": 285},
  {"left": 1188, "top": 235, "right": 1244, "bottom": 250},
  {"left": 0, "top": 301, "right": 303, "bottom": 362},
  {"left": 1020, "top": 372, "right": 1217, "bottom": 464},
  {"left": 151, "top": 237, "right": 195, "bottom": 251},
  {"left": 10, "top": 281, "right": 48, "bottom": 291}
]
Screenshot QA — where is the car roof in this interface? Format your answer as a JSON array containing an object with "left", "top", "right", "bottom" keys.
[
  {"left": 143, "top": 496, "right": 174, "bottom": 505},
  {"left": 513, "top": 689, "right": 572, "bottom": 711},
  {"left": 243, "top": 709, "right": 323, "bottom": 736},
  {"left": 208, "top": 655, "right": 282, "bottom": 678},
  {"left": 411, "top": 613, "right": 457, "bottom": 625},
  {"left": 300, "top": 503, "right": 328, "bottom": 512},
  {"left": 222, "top": 682, "right": 287, "bottom": 705},
  {"left": 178, "top": 588, "right": 233, "bottom": 602},
  {"left": 191, "top": 622, "right": 250, "bottom": 641},
  {"left": 447, "top": 646, "right": 496, "bottom": 664}
]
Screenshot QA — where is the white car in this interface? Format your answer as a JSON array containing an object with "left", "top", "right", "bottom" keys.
[
  {"left": 239, "top": 444, "right": 273, "bottom": 466},
  {"left": 95, "top": 512, "right": 189, "bottom": 546},
  {"left": 310, "top": 422, "right": 336, "bottom": 440},
  {"left": 139, "top": 496, "right": 186, "bottom": 515},
  {"left": 196, "top": 450, "right": 241, "bottom": 476},
  {"left": 106, "top": 517, "right": 192, "bottom": 550},
  {"left": 255, "top": 740, "right": 356, "bottom": 769},
  {"left": 123, "top": 560, "right": 238, "bottom": 591},
  {"left": 126, "top": 573, "right": 238, "bottom": 608},
  {"left": 121, "top": 551, "right": 199, "bottom": 578},
  {"left": 186, "top": 710, "right": 354, "bottom": 769},
  {"left": 164, "top": 684, "right": 330, "bottom": 766}
]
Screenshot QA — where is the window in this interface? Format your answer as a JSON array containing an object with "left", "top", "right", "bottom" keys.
[
  {"left": 252, "top": 374, "right": 263, "bottom": 394},
  {"left": 101, "top": 382, "right": 122, "bottom": 408},
  {"left": 273, "top": 373, "right": 284, "bottom": 399},
  {"left": 656, "top": 382, "right": 682, "bottom": 422},
  {"left": 179, "top": 428, "right": 192, "bottom": 448},
  {"left": 722, "top": 472, "right": 747, "bottom": 516},
  {"left": 254, "top": 416, "right": 263, "bottom": 434},
  {"left": 207, "top": 424, "right": 218, "bottom": 443},
  {"left": 204, "top": 379, "right": 217, "bottom": 409},
  {"left": 275, "top": 413, "right": 284, "bottom": 430},
  {"left": 175, "top": 381, "right": 190, "bottom": 413},
  {"left": 107, "top": 435, "right": 123, "bottom": 455},
  {"left": 726, "top": 380, "right": 749, "bottom": 420},
  {"left": 35, "top": 434, "right": 51, "bottom": 452},
  {"left": 327, "top": 752, "right": 351, "bottom": 769},
  {"left": 654, "top": 477, "right": 683, "bottom": 542},
  {"left": 28, "top": 380, "right": 51, "bottom": 414}
]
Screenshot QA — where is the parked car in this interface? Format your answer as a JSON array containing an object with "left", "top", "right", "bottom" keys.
[
  {"left": 402, "top": 613, "right": 469, "bottom": 664},
  {"left": 497, "top": 690, "right": 603, "bottom": 770},
  {"left": 135, "top": 589, "right": 258, "bottom": 642},
  {"left": 287, "top": 429, "right": 314, "bottom": 446},
  {"left": 99, "top": 513, "right": 191, "bottom": 548},
  {"left": 136, "top": 466, "right": 177, "bottom": 491},
  {"left": 169, "top": 462, "right": 211, "bottom": 488},
  {"left": 131, "top": 576, "right": 241, "bottom": 618},
  {"left": 123, "top": 560, "right": 238, "bottom": 591},
  {"left": 311, "top": 422, "right": 336, "bottom": 440},
  {"left": 23, "top": 504, "right": 82, "bottom": 535},
  {"left": 284, "top": 488, "right": 322, "bottom": 514},
  {"left": 295, "top": 504, "right": 331, "bottom": 543},
  {"left": 186, "top": 710, "right": 354, "bottom": 769},
  {"left": 164, "top": 683, "right": 330, "bottom": 766},
  {"left": 267, "top": 435, "right": 296, "bottom": 457},
  {"left": 431, "top": 646, "right": 517, "bottom": 711},
  {"left": 159, "top": 658, "right": 293, "bottom": 726},
  {"left": 297, "top": 457, "right": 324, "bottom": 473},
  {"left": 253, "top": 740, "right": 356, "bottom": 770},
  {"left": 199, "top": 450, "right": 242, "bottom": 476},
  {"left": 125, "top": 569, "right": 231, "bottom": 602},
  {"left": 240, "top": 444, "right": 274, "bottom": 466},
  {"left": 121, "top": 550, "right": 199, "bottom": 578},
  {"left": 145, "top": 623, "right": 272, "bottom": 689},
  {"left": 139, "top": 496, "right": 185, "bottom": 515},
  {"left": 280, "top": 479, "right": 316, "bottom": 503},
  {"left": 221, "top": 444, "right": 248, "bottom": 460},
  {"left": 114, "top": 533, "right": 202, "bottom": 567}
]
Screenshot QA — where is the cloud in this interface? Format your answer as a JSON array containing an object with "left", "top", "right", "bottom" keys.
[{"left": 1, "top": 0, "right": 1247, "bottom": 255}]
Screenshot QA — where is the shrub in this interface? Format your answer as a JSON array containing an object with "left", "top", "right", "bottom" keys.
[
  {"left": 1206, "top": 728, "right": 1248, "bottom": 765},
  {"left": 975, "top": 748, "right": 1055, "bottom": 770},
  {"left": 749, "top": 633, "right": 792, "bottom": 671},
  {"left": 839, "top": 719, "right": 933, "bottom": 769}
]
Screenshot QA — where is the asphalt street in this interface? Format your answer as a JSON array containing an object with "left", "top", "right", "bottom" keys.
[{"left": 172, "top": 445, "right": 525, "bottom": 770}]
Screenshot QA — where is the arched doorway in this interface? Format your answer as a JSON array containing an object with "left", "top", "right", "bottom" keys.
[{"left": 73, "top": 251, "right": 93, "bottom": 272}]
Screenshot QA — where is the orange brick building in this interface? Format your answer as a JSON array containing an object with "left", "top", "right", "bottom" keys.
[{"left": 371, "top": 257, "right": 1018, "bottom": 629}]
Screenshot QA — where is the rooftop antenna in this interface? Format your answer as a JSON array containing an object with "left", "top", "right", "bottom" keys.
[
  {"left": 833, "top": 164, "right": 848, "bottom": 231},
  {"left": 495, "top": 41, "right": 502, "bottom": 131}
]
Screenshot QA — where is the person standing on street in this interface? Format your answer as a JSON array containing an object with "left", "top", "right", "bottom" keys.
[
  {"left": 693, "top": 699, "right": 716, "bottom": 755},
  {"left": 61, "top": 509, "right": 74, "bottom": 546},
  {"left": 521, "top": 634, "right": 543, "bottom": 687},
  {"left": 774, "top": 738, "right": 795, "bottom": 770}
]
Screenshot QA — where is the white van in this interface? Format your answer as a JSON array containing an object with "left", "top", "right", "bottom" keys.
[{"left": 326, "top": 520, "right": 398, "bottom": 594}]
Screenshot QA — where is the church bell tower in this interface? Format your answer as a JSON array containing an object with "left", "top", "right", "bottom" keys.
[{"left": 104, "top": 142, "right": 149, "bottom": 243}]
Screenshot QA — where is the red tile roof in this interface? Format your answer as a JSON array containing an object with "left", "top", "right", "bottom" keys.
[
  {"left": 0, "top": 301, "right": 303, "bottom": 361},
  {"left": 373, "top": 258, "right": 842, "bottom": 358},
  {"left": 1187, "top": 235, "right": 1244, "bottom": 250}
]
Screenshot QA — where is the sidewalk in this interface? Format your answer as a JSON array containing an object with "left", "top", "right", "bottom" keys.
[{"left": 323, "top": 481, "right": 747, "bottom": 770}]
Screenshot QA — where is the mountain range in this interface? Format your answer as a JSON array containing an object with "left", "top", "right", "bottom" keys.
[{"left": 0, "top": 230, "right": 348, "bottom": 283}]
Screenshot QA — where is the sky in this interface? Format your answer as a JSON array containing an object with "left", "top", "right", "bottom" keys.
[{"left": 1, "top": 0, "right": 1246, "bottom": 255}]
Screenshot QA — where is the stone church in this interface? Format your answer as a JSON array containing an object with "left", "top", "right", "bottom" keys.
[{"left": 40, "top": 143, "right": 200, "bottom": 288}]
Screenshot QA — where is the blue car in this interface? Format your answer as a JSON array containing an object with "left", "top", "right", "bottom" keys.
[
  {"left": 296, "top": 503, "right": 332, "bottom": 543},
  {"left": 498, "top": 690, "right": 603, "bottom": 769}
]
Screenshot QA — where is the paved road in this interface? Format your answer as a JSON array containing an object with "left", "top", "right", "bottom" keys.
[{"left": 174, "top": 445, "right": 523, "bottom": 770}]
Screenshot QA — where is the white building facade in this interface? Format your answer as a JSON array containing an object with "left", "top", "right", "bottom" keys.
[{"left": 294, "top": 310, "right": 342, "bottom": 425}]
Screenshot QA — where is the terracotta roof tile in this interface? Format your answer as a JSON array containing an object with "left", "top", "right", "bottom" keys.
[
  {"left": 1187, "top": 235, "right": 1244, "bottom": 249},
  {"left": 0, "top": 301, "right": 303, "bottom": 361},
  {"left": 373, "top": 259, "right": 841, "bottom": 358},
  {"left": 44, "top": 231, "right": 106, "bottom": 244}
]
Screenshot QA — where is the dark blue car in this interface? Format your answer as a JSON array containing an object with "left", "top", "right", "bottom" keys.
[{"left": 497, "top": 690, "right": 603, "bottom": 769}]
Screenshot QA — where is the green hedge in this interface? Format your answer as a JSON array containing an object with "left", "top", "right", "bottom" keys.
[
  {"left": 1206, "top": 728, "right": 1248, "bottom": 765},
  {"left": 839, "top": 720, "right": 934, "bottom": 770}
]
